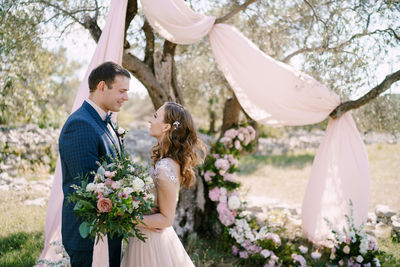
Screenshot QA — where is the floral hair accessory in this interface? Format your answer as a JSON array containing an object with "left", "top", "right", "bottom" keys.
[{"left": 172, "top": 121, "right": 180, "bottom": 130}]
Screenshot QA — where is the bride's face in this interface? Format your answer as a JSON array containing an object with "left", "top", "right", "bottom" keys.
[{"left": 149, "top": 104, "right": 171, "bottom": 139}]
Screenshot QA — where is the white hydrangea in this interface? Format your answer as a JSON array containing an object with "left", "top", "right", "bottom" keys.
[
  {"left": 144, "top": 175, "right": 153, "bottom": 185},
  {"left": 228, "top": 195, "right": 241, "bottom": 210},
  {"left": 132, "top": 200, "right": 140, "bottom": 209},
  {"left": 123, "top": 187, "right": 134, "bottom": 195}
]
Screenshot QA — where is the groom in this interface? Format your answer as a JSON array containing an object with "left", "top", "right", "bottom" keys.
[{"left": 59, "top": 61, "right": 130, "bottom": 266}]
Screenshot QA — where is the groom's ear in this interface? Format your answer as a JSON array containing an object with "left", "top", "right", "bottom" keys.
[{"left": 96, "top": 81, "right": 106, "bottom": 92}]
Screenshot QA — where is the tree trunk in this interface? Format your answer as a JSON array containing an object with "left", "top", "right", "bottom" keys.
[{"left": 220, "top": 94, "right": 241, "bottom": 138}]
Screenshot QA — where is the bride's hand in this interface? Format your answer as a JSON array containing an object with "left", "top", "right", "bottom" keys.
[{"left": 146, "top": 226, "right": 162, "bottom": 233}]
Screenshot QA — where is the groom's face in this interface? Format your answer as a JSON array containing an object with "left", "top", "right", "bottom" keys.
[{"left": 101, "top": 75, "right": 130, "bottom": 112}]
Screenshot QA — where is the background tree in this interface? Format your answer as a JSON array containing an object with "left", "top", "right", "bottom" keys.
[{"left": 0, "top": 0, "right": 80, "bottom": 127}]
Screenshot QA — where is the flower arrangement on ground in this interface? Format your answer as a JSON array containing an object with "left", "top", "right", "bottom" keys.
[{"left": 325, "top": 200, "right": 380, "bottom": 266}]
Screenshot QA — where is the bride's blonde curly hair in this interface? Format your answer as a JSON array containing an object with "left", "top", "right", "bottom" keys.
[{"left": 151, "top": 102, "right": 206, "bottom": 188}]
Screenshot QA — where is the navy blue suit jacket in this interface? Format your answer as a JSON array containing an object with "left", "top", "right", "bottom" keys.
[{"left": 59, "top": 101, "right": 121, "bottom": 252}]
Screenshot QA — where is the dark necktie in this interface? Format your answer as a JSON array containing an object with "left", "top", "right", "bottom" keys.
[{"left": 104, "top": 112, "right": 122, "bottom": 153}]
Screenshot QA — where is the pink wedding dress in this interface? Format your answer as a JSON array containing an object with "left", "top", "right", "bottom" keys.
[{"left": 121, "top": 158, "right": 195, "bottom": 267}]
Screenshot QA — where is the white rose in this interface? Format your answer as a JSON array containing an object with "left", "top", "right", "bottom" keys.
[
  {"left": 343, "top": 245, "right": 350, "bottom": 254},
  {"left": 228, "top": 195, "right": 241, "bottom": 210},
  {"left": 311, "top": 251, "right": 321, "bottom": 259},
  {"left": 131, "top": 178, "right": 145, "bottom": 192},
  {"left": 117, "top": 127, "right": 125, "bottom": 135},
  {"left": 86, "top": 183, "right": 96, "bottom": 192},
  {"left": 356, "top": 255, "right": 364, "bottom": 263},
  {"left": 299, "top": 245, "right": 308, "bottom": 254},
  {"left": 261, "top": 249, "right": 271, "bottom": 258}
]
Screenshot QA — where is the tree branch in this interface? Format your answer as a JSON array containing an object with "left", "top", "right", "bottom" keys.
[
  {"left": 281, "top": 28, "right": 396, "bottom": 63},
  {"left": 329, "top": 69, "right": 400, "bottom": 119},
  {"left": 124, "top": 0, "right": 138, "bottom": 48},
  {"left": 163, "top": 40, "right": 177, "bottom": 57},
  {"left": 38, "top": 0, "right": 85, "bottom": 27},
  {"left": 215, "top": 0, "right": 258, "bottom": 24},
  {"left": 143, "top": 20, "right": 155, "bottom": 66},
  {"left": 122, "top": 52, "right": 168, "bottom": 109}
]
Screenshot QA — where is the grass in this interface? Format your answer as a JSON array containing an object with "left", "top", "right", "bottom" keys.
[
  {"left": 0, "top": 191, "right": 46, "bottom": 266},
  {"left": 237, "top": 144, "right": 400, "bottom": 211},
  {"left": 0, "top": 144, "right": 399, "bottom": 265}
]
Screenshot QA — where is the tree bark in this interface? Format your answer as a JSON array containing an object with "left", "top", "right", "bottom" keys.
[{"left": 220, "top": 95, "right": 241, "bottom": 138}]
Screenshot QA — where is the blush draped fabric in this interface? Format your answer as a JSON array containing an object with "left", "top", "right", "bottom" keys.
[
  {"left": 140, "top": 0, "right": 370, "bottom": 242},
  {"left": 38, "top": 0, "right": 127, "bottom": 266}
]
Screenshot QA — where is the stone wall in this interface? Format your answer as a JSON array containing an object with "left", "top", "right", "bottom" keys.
[{"left": 0, "top": 124, "right": 59, "bottom": 176}]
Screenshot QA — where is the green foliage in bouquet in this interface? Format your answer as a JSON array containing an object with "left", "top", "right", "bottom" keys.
[{"left": 67, "top": 151, "right": 155, "bottom": 243}]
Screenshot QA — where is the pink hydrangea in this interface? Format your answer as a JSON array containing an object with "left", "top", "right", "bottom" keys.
[
  {"left": 220, "top": 187, "right": 227, "bottom": 195},
  {"left": 217, "top": 202, "right": 235, "bottom": 226},
  {"left": 204, "top": 170, "right": 215, "bottom": 182},
  {"left": 247, "top": 126, "right": 256, "bottom": 139},
  {"left": 224, "top": 129, "right": 238, "bottom": 139},
  {"left": 234, "top": 140, "right": 241, "bottom": 150},
  {"left": 261, "top": 249, "right": 271, "bottom": 258},
  {"left": 223, "top": 173, "right": 235, "bottom": 182},
  {"left": 239, "top": 251, "right": 248, "bottom": 259},
  {"left": 208, "top": 187, "right": 220, "bottom": 202},
  {"left": 232, "top": 245, "right": 239, "bottom": 256},
  {"left": 215, "top": 158, "right": 230, "bottom": 171},
  {"left": 292, "top": 254, "right": 307, "bottom": 267},
  {"left": 220, "top": 137, "right": 232, "bottom": 147},
  {"left": 227, "top": 154, "right": 239, "bottom": 166}
]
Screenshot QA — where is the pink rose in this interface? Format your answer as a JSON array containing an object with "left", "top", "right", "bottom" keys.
[
  {"left": 97, "top": 198, "right": 112, "bottom": 213},
  {"left": 104, "top": 178, "right": 114, "bottom": 186},
  {"left": 104, "top": 171, "right": 115, "bottom": 178},
  {"left": 208, "top": 187, "right": 220, "bottom": 201}
]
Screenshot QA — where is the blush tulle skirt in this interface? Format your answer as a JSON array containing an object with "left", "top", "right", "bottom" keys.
[{"left": 121, "top": 226, "right": 194, "bottom": 267}]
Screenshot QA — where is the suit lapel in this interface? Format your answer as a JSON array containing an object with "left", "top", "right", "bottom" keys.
[{"left": 82, "top": 101, "right": 120, "bottom": 157}]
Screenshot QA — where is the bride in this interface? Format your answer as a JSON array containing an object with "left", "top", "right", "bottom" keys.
[{"left": 122, "top": 102, "right": 205, "bottom": 267}]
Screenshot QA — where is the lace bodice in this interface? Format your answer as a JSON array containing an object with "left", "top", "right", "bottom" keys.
[
  {"left": 152, "top": 158, "right": 179, "bottom": 184},
  {"left": 150, "top": 158, "right": 180, "bottom": 206}
]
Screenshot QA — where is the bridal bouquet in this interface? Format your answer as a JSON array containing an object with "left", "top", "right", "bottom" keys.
[{"left": 67, "top": 151, "right": 155, "bottom": 242}]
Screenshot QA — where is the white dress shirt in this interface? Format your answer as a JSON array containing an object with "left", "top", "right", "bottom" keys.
[{"left": 86, "top": 99, "right": 121, "bottom": 153}]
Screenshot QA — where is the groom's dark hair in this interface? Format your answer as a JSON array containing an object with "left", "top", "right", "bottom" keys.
[{"left": 88, "top": 61, "right": 130, "bottom": 92}]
